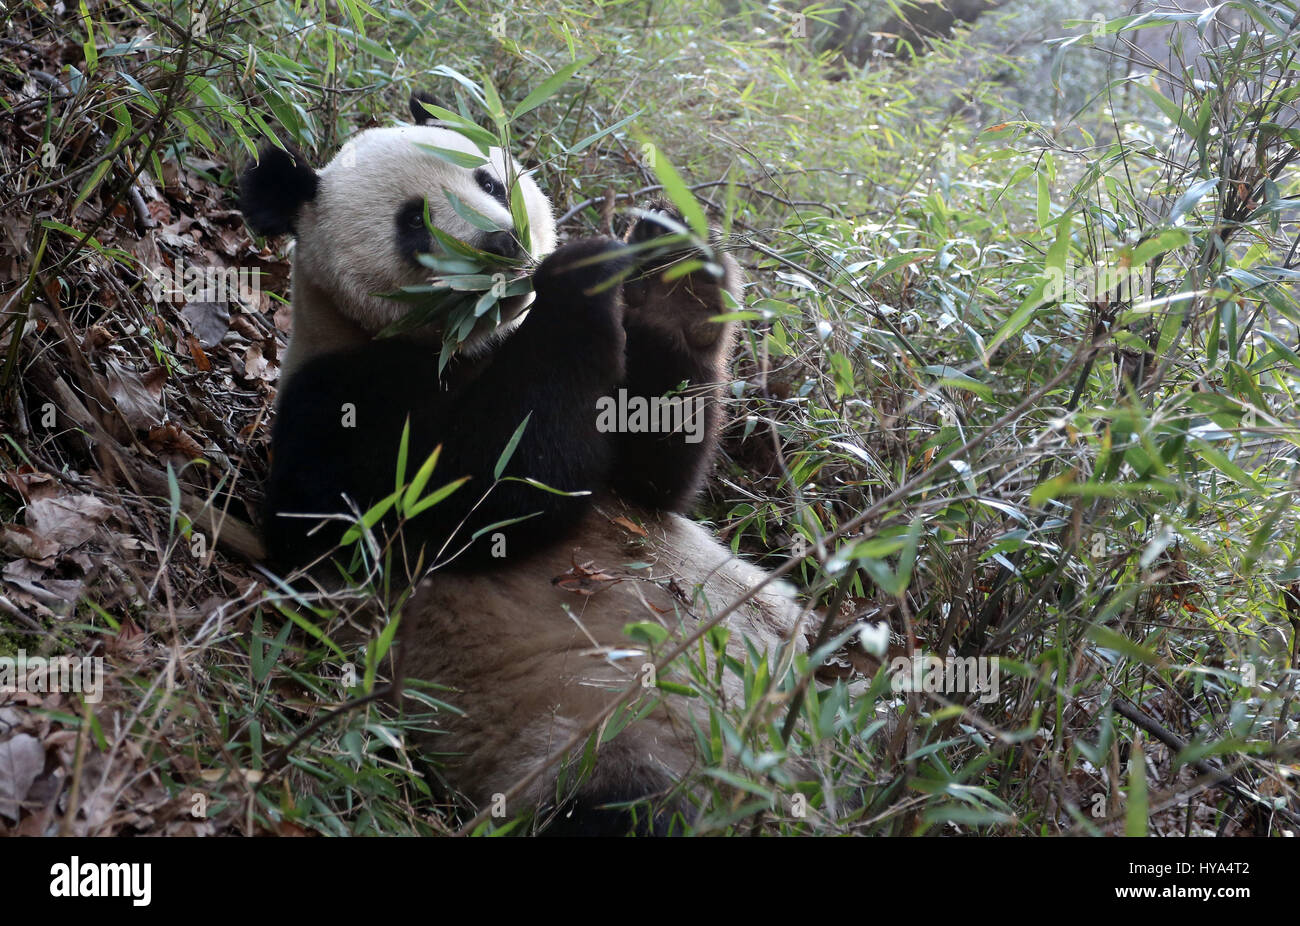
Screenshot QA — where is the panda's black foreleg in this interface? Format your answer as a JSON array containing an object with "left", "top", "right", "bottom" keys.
[
  {"left": 413, "top": 236, "right": 635, "bottom": 567},
  {"left": 609, "top": 204, "right": 738, "bottom": 511}
]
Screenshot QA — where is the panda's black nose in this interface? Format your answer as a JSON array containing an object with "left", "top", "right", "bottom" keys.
[{"left": 481, "top": 230, "right": 523, "bottom": 261}]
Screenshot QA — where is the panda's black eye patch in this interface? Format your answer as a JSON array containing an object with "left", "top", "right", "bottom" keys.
[
  {"left": 474, "top": 168, "right": 509, "bottom": 206},
  {"left": 395, "top": 197, "right": 433, "bottom": 267}
]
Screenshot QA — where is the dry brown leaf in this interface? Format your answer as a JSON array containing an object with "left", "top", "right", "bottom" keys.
[
  {"left": 185, "top": 334, "right": 211, "bottom": 371},
  {"left": 159, "top": 158, "right": 184, "bottom": 197},
  {"left": 25, "top": 492, "right": 113, "bottom": 549},
  {"left": 0, "top": 733, "right": 46, "bottom": 822},
  {"left": 104, "top": 359, "right": 166, "bottom": 430},
  {"left": 146, "top": 423, "right": 205, "bottom": 459},
  {"left": 0, "top": 524, "right": 61, "bottom": 561},
  {"left": 228, "top": 313, "right": 261, "bottom": 341},
  {"left": 2, "top": 559, "right": 86, "bottom": 614},
  {"left": 611, "top": 515, "right": 647, "bottom": 536},
  {"left": 551, "top": 558, "right": 622, "bottom": 595},
  {"left": 1, "top": 470, "right": 59, "bottom": 502},
  {"left": 81, "top": 324, "right": 114, "bottom": 351},
  {"left": 180, "top": 300, "right": 230, "bottom": 348},
  {"left": 273, "top": 301, "right": 293, "bottom": 334},
  {"left": 242, "top": 341, "right": 277, "bottom": 381},
  {"left": 146, "top": 198, "right": 171, "bottom": 224},
  {"left": 105, "top": 618, "right": 148, "bottom": 659}
]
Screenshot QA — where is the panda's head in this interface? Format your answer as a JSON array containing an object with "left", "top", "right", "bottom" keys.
[{"left": 239, "top": 96, "right": 557, "bottom": 378}]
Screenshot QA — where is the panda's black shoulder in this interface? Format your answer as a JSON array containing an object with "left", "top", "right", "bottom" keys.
[{"left": 269, "top": 337, "right": 474, "bottom": 464}]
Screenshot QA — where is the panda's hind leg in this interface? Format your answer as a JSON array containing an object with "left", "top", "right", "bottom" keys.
[
  {"left": 611, "top": 200, "right": 740, "bottom": 511},
  {"left": 541, "top": 760, "right": 692, "bottom": 837},
  {"left": 541, "top": 789, "right": 688, "bottom": 837}
]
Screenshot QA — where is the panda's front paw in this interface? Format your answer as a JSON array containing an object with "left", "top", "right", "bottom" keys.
[
  {"left": 622, "top": 201, "right": 740, "bottom": 347},
  {"left": 625, "top": 198, "right": 716, "bottom": 272},
  {"left": 532, "top": 237, "right": 633, "bottom": 303}
]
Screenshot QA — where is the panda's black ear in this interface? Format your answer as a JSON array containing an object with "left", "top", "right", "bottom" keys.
[
  {"left": 239, "top": 143, "right": 318, "bottom": 237},
  {"left": 410, "top": 91, "right": 440, "bottom": 125}
]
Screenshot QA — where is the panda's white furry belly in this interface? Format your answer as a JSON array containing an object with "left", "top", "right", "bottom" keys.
[{"left": 397, "top": 493, "right": 807, "bottom": 813}]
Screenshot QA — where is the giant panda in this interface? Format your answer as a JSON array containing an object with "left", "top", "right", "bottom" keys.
[{"left": 240, "top": 96, "right": 808, "bottom": 834}]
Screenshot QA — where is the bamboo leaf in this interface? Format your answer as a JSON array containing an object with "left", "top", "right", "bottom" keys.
[
  {"left": 402, "top": 444, "right": 442, "bottom": 513},
  {"left": 493, "top": 412, "right": 532, "bottom": 480},
  {"left": 644, "top": 145, "right": 708, "bottom": 239},
  {"left": 414, "top": 143, "right": 487, "bottom": 168},
  {"left": 513, "top": 58, "right": 591, "bottom": 118},
  {"left": 405, "top": 477, "right": 470, "bottom": 519}
]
